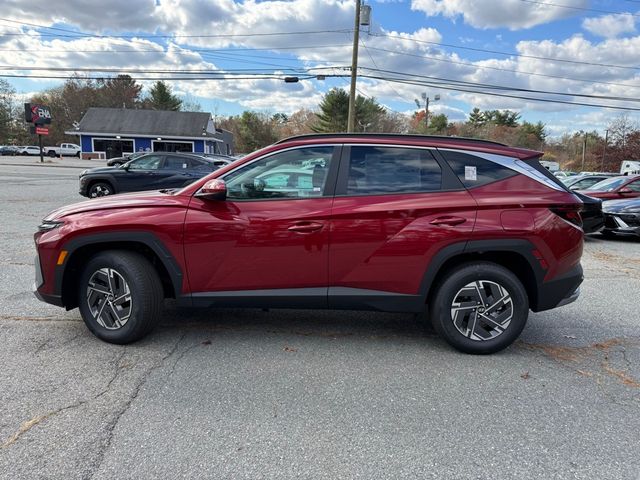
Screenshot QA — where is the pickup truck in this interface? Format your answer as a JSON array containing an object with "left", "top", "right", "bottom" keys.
[{"left": 42, "top": 143, "right": 81, "bottom": 157}]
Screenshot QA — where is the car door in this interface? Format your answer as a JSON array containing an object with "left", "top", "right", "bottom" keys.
[
  {"left": 328, "top": 145, "right": 477, "bottom": 305},
  {"left": 155, "top": 155, "right": 196, "bottom": 188},
  {"left": 619, "top": 178, "right": 640, "bottom": 198},
  {"left": 118, "top": 154, "right": 164, "bottom": 192},
  {"left": 183, "top": 145, "right": 340, "bottom": 304}
]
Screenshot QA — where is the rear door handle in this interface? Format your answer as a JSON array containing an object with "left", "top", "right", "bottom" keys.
[
  {"left": 430, "top": 216, "right": 466, "bottom": 226},
  {"left": 288, "top": 222, "right": 324, "bottom": 233}
]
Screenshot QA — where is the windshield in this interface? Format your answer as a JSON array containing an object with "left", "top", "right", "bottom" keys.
[{"left": 586, "top": 177, "right": 627, "bottom": 191}]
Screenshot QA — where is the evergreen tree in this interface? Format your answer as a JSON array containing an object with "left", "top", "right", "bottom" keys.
[
  {"left": 146, "top": 81, "right": 182, "bottom": 111},
  {"left": 312, "top": 88, "right": 385, "bottom": 133},
  {"left": 313, "top": 88, "right": 350, "bottom": 132},
  {"left": 467, "top": 107, "right": 486, "bottom": 127}
]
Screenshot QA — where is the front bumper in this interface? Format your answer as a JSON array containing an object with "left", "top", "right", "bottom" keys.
[
  {"left": 603, "top": 213, "right": 640, "bottom": 236},
  {"left": 33, "top": 253, "right": 64, "bottom": 307}
]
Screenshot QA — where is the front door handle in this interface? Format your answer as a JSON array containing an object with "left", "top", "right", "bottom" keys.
[
  {"left": 430, "top": 216, "right": 466, "bottom": 226},
  {"left": 288, "top": 222, "right": 324, "bottom": 233}
]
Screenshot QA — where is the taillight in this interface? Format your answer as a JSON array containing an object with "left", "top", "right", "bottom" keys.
[{"left": 550, "top": 205, "right": 583, "bottom": 228}]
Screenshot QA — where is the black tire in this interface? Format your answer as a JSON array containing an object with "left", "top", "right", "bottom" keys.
[
  {"left": 76, "top": 151, "right": 81, "bottom": 157},
  {"left": 48, "top": 150, "right": 56, "bottom": 158},
  {"left": 88, "top": 181, "right": 114, "bottom": 198},
  {"left": 78, "top": 251, "right": 163, "bottom": 344},
  {"left": 600, "top": 230, "right": 616, "bottom": 239},
  {"left": 429, "top": 262, "right": 529, "bottom": 354}
]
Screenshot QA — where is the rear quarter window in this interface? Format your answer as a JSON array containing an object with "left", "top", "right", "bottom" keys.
[{"left": 440, "top": 150, "right": 517, "bottom": 188}]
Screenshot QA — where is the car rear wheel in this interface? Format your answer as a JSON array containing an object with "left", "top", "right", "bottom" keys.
[
  {"left": 429, "top": 262, "right": 529, "bottom": 354},
  {"left": 88, "top": 181, "right": 114, "bottom": 198},
  {"left": 78, "top": 251, "right": 163, "bottom": 344}
]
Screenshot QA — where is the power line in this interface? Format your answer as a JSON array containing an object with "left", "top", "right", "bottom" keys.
[
  {"left": 0, "top": 44, "right": 353, "bottom": 54},
  {"left": 370, "top": 32, "right": 640, "bottom": 71},
  {"left": 0, "top": 65, "right": 342, "bottom": 74},
  {"left": 361, "top": 74, "right": 640, "bottom": 112},
  {"left": 359, "top": 67, "right": 640, "bottom": 103},
  {"left": 4, "top": 68, "right": 640, "bottom": 111},
  {"left": 361, "top": 43, "right": 640, "bottom": 90},
  {"left": 516, "top": 0, "right": 640, "bottom": 17},
  {"left": 0, "top": 18, "right": 353, "bottom": 39}
]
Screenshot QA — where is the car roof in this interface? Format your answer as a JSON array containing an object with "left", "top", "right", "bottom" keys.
[{"left": 274, "top": 133, "right": 542, "bottom": 160}]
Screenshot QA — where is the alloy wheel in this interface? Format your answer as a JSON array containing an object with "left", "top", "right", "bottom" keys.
[
  {"left": 86, "top": 268, "right": 132, "bottom": 330},
  {"left": 90, "top": 185, "right": 112, "bottom": 198},
  {"left": 450, "top": 280, "right": 513, "bottom": 341}
]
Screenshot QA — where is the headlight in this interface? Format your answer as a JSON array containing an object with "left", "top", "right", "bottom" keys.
[{"left": 37, "top": 220, "right": 64, "bottom": 232}]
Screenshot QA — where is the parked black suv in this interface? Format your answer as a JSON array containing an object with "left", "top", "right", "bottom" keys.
[{"left": 79, "top": 152, "right": 219, "bottom": 197}]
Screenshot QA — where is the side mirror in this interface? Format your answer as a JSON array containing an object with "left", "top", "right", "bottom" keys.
[
  {"left": 619, "top": 187, "right": 633, "bottom": 195},
  {"left": 196, "top": 179, "right": 226, "bottom": 201}
]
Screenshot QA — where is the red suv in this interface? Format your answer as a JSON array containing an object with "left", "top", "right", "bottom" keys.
[{"left": 34, "top": 134, "right": 584, "bottom": 354}]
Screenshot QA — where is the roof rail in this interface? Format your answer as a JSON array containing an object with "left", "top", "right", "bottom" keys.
[{"left": 274, "top": 133, "right": 507, "bottom": 147}]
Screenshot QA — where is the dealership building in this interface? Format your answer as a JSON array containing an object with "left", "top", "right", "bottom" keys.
[{"left": 66, "top": 107, "right": 234, "bottom": 159}]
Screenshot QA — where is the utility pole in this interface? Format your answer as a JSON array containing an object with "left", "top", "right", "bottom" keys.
[
  {"left": 347, "top": 0, "right": 362, "bottom": 133},
  {"left": 601, "top": 129, "right": 608, "bottom": 171},
  {"left": 414, "top": 93, "right": 440, "bottom": 131}
]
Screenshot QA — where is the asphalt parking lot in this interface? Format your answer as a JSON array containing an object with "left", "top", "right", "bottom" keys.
[{"left": 1, "top": 159, "right": 639, "bottom": 479}]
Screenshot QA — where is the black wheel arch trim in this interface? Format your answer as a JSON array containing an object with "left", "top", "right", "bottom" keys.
[
  {"left": 55, "top": 231, "right": 184, "bottom": 308},
  {"left": 418, "top": 238, "right": 549, "bottom": 310},
  {"left": 82, "top": 175, "right": 118, "bottom": 195}
]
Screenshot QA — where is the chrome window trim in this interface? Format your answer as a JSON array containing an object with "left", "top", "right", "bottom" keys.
[{"left": 438, "top": 148, "right": 566, "bottom": 192}]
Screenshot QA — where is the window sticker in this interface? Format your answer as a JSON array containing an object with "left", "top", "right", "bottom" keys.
[{"left": 465, "top": 166, "right": 477, "bottom": 181}]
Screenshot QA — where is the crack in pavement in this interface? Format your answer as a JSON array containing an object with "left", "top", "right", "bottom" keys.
[
  {"left": 518, "top": 337, "right": 640, "bottom": 393},
  {"left": 0, "top": 348, "right": 127, "bottom": 449},
  {"left": 83, "top": 332, "right": 187, "bottom": 480}
]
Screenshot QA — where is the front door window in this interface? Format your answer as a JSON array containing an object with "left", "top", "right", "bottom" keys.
[{"left": 224, "top": 147, "right": 335, "bottom": 200}]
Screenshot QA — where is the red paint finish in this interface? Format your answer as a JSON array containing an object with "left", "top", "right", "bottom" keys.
[
  {"left": 469, "top": 175, "right": 583, "bottom": 280},
  {"left": 35, "top": 135, "right": 584, "bottom": 314},
  {"left": 577, "top": 175, "right": 640, "bottom": 200},
  {"left": 329, "top": 190, "right": 477, "bottom": 294},
  {"left": 35, "top": 191, "right": 190, "bottom": 295},
  {"left": 183, "top": 197, "right": 333, "bottom": 292}
]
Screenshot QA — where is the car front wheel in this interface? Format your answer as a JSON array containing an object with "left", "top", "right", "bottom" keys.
[
  {"left": 88, "top": 181, "right": 114, "bottom": 198},
  {"left": 429, "top": 262, "right": 529, "bottom": 354},
  {"left": 78, "top": 251, "right": 163, "bottom": 344}
]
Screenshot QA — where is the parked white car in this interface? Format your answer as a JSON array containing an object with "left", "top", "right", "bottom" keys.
[
  {"left": 18, "top": 146, "right": 43, "bottom": 156},
  {"left": 42, "top": 143, "right": 81, "bottom": 157}
]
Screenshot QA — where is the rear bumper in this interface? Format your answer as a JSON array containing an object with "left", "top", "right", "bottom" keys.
[{"left": 533, "top": 263, "right": 583, "bottom": 312}]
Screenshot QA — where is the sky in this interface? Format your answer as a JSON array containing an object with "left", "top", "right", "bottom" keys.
[{"left": 1, "top": 0, "right": 639, "bottom": 137}]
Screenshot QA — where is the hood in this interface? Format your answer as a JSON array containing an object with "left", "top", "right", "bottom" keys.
[
  {"left": 81, "top": 166, "right": 122, "bottom": 175},
  {"left": 603, "top": 198, "right": 640, "bottom": 213},
  {"left": 44, "top": 190, "right": 188, "bottom": 220}
]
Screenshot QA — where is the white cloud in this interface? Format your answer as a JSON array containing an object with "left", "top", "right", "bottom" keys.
[
  {"left": 583, "top": 13, "right": 636, "bottom": 39},
  {"left": 2, "top": 0, "right": 640, "bottom": 132},
  {"left": 410, "top": 0, "right": 588, "bottom": 30}
]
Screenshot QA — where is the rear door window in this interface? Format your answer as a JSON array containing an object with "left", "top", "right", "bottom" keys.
[
  {"left": 440, "top": 151, "right": 517, "bottom": 188},
  {"left": 344, "top": 146, "right": 442, "bottom": 195}
]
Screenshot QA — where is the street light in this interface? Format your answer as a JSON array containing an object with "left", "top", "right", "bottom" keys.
[{"left": 414, "top": 93, "right": 440, "bottom": 129}]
